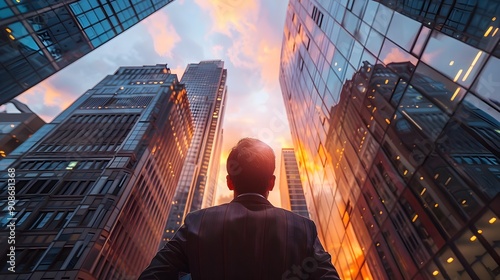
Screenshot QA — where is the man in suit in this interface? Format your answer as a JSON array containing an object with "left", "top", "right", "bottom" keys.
[{"left": 139, "top": 138, "right": 340, "bottom": 279}]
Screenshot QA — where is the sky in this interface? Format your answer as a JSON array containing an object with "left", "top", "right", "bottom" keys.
[{"left": 7, "top": 0, "right": 292, "bottom": 206}]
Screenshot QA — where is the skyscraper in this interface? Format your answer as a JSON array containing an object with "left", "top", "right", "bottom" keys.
[
  {"left": 280, "top": 0, "right": 499, "bottom": 279},
  {"left": 0, "top": 64, "right": 193, "bottom": 279},
  {"left": 0, "top": 99, "right": 45, "bottom": 157},
  {"left": 279, "top": 148, "right": 309, "bottom": 218},
  {"left": 160, "top": 60, "right": 227, "bottom": 247},
  {"left": 0, "top": 0, "right": 175, "bottom": 105}
]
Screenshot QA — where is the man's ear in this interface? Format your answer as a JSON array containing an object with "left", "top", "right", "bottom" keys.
[
  {"left": 226, "top": 175, "right": 235, "bottom": 191},
  {"left": 267, "top": 175, "right": 276, "bottom": 192}
]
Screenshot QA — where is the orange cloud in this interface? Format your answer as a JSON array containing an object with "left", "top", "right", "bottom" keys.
[
  {"left": 382, "top": 46, "right": 417, "bottom": 65},
  {"left": 143, "top": 11, "right": 181, "bottom": 58},
  {"left": 17, "top": 80, "right": 76, "bottom": 122},
  {"left": 194, "top": 0, "right": 259, "bottom": 36},
  {"left": 254, "top": 39, "right": 283, "bottom": 88},
  {"left": 212, "top": 44, "right": 224, "bottom": 57},
  {"left": 194, "top": 0, "right": 281, "bottom": 87}
]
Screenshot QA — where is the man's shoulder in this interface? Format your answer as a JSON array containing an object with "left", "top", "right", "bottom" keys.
[
  {"left": 278, "top": 207, "right": 315, "bottom": 223},
  {"left": 186, "top": 203, "right": 315, "bottom": 227},
  {"left": 185, "top": 203, "right": 231, "bottom": 218}
]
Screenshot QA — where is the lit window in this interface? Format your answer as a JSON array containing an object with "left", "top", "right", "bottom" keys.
[{"left": 66, "top": 161, "right": 78, "bottom": 170}]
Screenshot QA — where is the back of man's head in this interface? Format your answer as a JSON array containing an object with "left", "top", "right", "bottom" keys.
[{"left": 226, "top": 138, "right": 275, "bottom": 195}]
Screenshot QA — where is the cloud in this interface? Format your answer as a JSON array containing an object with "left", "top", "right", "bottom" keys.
[
  {"left": 255, "top": 41, "right": 282, "bottom": 87},
  {"left": 194, "top": 0, "right": 266, "bottom": 70},
  {"left": 212, "top": 44, "right": 224, "bottom": 56},
  {"left": 194, "top": 0, "right": 259, "bottom": 36},
  {"left": 17, "top": 80, "right": 77, "bottom": 122},
  {"left": 381, "top": 45, "right": 417, "bottom": 65},
  {"left": 143, "top": 11, "right": 181, "bottom": 58}
]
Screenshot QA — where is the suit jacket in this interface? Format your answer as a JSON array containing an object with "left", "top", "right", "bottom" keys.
[{"left": 138, "top": 194, "right": 340, "bottom": 279}]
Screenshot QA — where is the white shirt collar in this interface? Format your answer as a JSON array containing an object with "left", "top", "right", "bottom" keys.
[{"left": 236, "top": 193, "right": 267, "bottom": 200}]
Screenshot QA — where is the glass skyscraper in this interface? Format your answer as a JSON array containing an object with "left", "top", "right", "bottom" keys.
[
  {"left": 0, "top": 99, "right": 45, "bottom": 157},
  {"left": 280, "top": 0, "right": 499, "bottom": 279},
  {"left": 0, "top": 0, "right": 174, "bottom": 105},
  {"left": 0, "top": 64, "right": 192, "bottom": 279},
  {"left": 279, "top": 148, "right": 310, "bottom": 218},
  {"left": 160, "top": 60, "right": 227, "bottom": 247}
]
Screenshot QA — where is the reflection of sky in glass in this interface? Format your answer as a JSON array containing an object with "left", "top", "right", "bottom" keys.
[
  {"left": 422, "top": 31, "right": 487, "bottom": 88},
  {"left": 4, "top": 21, "right": 40, "bottom": 52},
  {"left": 386, "top": 12, "right": 420, "bottom": 51},
  {"left": 412, "top": 27, "right": 430, "bottom": 56},
  {"left": 366, "top": 29, "right": 383, "bottom": 56},
  {"left": 363, "top": 1, "right": 378, "bottom": 25},
  {"left": 461, "top": 94, "right": 500, "bottom": 130},
  {"left": 472, "top": 56, "right": 500, "bottom": 110},
  {"left": 372, "top": 4, "right": 392, "bottom": 35},
  {"left": 379, "top": 39, "right": 418, "bottom": 66},
  {"left": 18, "top": 36, "right": 41, "bottom": 52}
]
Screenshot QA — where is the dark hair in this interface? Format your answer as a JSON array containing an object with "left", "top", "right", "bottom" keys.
[{"left": 226, "top": 138, "right": 275, "bottom": 194}]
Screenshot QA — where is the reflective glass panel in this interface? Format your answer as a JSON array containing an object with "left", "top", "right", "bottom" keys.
[
  {"left": 471, "top": 55, "right": 500, "bottom": 111},
  {"left": 355, "top": 20, "right": 370, "bottom": 46},
  {"left": 371, "top": 4, "right": 392, "bottom": 35},
  {"left": 350, "top": 40, "right": 364, "bottom": 69},
  {"left": 443, "top": 94, "right": 500, "bottom": 198},
  {"left": 474, "top": 210, "right": 500, "bottom": 257},
  {"left": 365, "top": 246, "right": 391, "bottom": 279},
  {"left": 400, "top": 189, "right": 445, "bottom": 255},
  {"left": 388, "top": 204, "right": 427, "bottom": 273},
  {"left": 422, "top": 31, "right": 487, "bottom": 88},
  {"left": 412, "top": 26, "right": 430, "bottom": 57},
  {"left": 342, "top": 10, "right": 359, "bottom": 35},
  {"left": 422, "top": 151, "right": 484, "bottom": 218},
  {"left": 379, "top": 39, "right": 418, "bottom": 66},
  {"left": 410, "top": 164, "right": 464, "bottom": 237},
  {"left": 437, "top": 248, "right": 467, "bottom": 279},
  {"left": 455, "top": 228, "right": 496, "bottom": 279},
  {"left": 398, "top": 85, "right": 449, "bottom": 141},
  {"left": 361, "top": 48, "right": 376, "bottom": 66},
  {"left": 351, "top": 200, "right": 372, "bottom": 253},
  {"left": 373, "top": 230, "right": 404, "bottom": 279},
  {"left": 362, "top": 1, "right": 378, "bottom": 25},
  {"left": 424, "top": 261, "right": 445, "bottom": 279},
  {"left": 386, "top": 12, "right": 421, "bottom": 51},
  {"left": 412, "top": 62, "right": 466, "bottom": 114},
  {"left": 365, "top": 29, "right": 383, "bottom": 57}
]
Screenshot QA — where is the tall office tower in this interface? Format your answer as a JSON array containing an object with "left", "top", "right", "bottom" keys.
[
  {"left": 0, "top": 0, "right": 175, "bottom": 105},
  {"left": 160, "top": 60, "right": 227, "bottom": 247},
  {"left": 0, "top": 64, "right": 193, "bottom": 279},
  {"left": 0, "top": 99, "right": 45, "bottom": 157},
  {"left": 279, "top": 148, "right": 310, "bottom": 218},
  {"left": 280, "top": 0, "right": 499, "bottom": 279}
]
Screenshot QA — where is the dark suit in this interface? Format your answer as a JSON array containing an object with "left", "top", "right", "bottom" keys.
[{"left": 139, "top": 194, "right": 340, "bottom": 279}]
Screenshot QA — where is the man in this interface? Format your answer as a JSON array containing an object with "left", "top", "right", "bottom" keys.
[{"left": 139, "top": 138, "right": 340, "bottom": 279}]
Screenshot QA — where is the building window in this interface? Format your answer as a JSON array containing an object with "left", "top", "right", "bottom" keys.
[
  {"left": 81, "top": 209, "right": 96, "bottom": 226},
  {"left": 15, "top": 249, "right": 45, "bottom": 272},
  {"left": 312, "top": 6, "right": 324, "bottom": 28},
  {"left": 298, "top": 55, "right": 305, "bottom": 71},
  {"left": 37, "top": 246, "right": 73, "bottom": 270},
  {"left": 30, "top": 212, "right": 54, "bottom": 229},
  {"left": 25, "top": 180, "right": 58, "bottom": 194}
]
